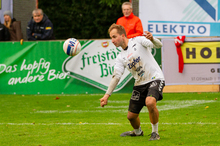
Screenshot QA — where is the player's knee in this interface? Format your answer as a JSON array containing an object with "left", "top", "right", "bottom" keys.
[
  {"left": 127, "top": 115, "right": 135, "bottom": 121},
  {"left": 127, "top": 113, "right": 138, "bottom": 121},
  {"left": 145, "top": 97, "right": 156, "bottom": 109},
  {"left": 145, "top": 100, "right": 154, "bottom": 108}
]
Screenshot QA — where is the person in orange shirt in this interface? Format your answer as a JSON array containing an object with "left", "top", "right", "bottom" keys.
[{"left": 116, "top": 2, "right": 143, "bottom": 39}]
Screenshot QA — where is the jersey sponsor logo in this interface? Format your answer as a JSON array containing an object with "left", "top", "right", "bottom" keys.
[
  {"left": 138, "top": 70, "right": 145, "bottom": 77},
  {"left": 128, "top": 56, "right": 141, "bottom": 69},
  {"left": 135, "top": 66, "right": 142, "bottom": 72}
]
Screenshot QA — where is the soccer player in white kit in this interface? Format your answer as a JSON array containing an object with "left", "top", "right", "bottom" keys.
[{"left": 100, "top": 23, "right": 165, "bottom": 141}]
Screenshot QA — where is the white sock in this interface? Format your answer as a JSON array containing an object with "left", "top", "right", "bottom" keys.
[
  {"left": 134, "top": 127, "right": 142, "bottom": 135},
  {"left": 151, "top": 122, "right": 158, "bottom": 134}
]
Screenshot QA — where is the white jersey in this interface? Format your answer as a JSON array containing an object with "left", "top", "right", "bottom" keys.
[{"left": 114, "top": 36, "right": 165, "bottom": 86}]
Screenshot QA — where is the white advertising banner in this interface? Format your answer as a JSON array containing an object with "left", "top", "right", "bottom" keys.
[
  {"left": 62, "top": 40, "right": 162, "bottom": 92},
  {"left": 0, "top": 0, "right": 13, "bottom": 23},
  {"left": 162, "top": 38, "right": 220, "bottom": 85},
  {"left": 139, "top": 0, "right": 220, "bottom": 37},
  {"left": 62, "top": 40, "right": 133, "bottom": 92}
]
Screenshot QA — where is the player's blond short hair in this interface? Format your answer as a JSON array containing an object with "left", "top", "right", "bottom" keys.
[{"left": 108, "top": 23, "right": 127, "bottom": 37}]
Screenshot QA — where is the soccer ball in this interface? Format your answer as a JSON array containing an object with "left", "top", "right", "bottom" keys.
[{"left": 63, "top": 38, "right": 81, "bottom": 56}]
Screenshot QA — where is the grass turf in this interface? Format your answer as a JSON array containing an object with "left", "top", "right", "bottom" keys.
[{"left": 0, "top": 92, "right": 219, "bottom": 146}]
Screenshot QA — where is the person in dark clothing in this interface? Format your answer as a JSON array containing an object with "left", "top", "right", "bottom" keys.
[
  {"left": 3, "top": 10, "right": 23, "bottom": 41},
  {"left": 0, "top": 22, "right": 10, "bottom": 41},
  {"left": 27, "top": 9, "right": 55, "bottom": 40}
]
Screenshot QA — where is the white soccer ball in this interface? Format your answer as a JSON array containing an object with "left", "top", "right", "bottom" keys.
[{"left": 63, "top": 38, "right": 81, "bottom": 56}]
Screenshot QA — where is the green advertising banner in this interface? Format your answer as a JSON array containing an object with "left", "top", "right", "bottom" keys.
[{"left": 0, "top": 40, "right": 161, "bottom": 95}]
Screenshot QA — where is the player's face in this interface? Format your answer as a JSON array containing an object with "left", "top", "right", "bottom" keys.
[
  {"left": 110, "top": 29, "right": 123, "bottom": 47},
  {"left": 33, "top": 12, "right": 43, "bottom": 23},
  {"left": 122, "top": 4, "right": 132, "bottom": 17}
]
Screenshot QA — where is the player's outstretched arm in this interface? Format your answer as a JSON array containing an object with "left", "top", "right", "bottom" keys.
[
  {"left": 100, "top": 94, "right": 110, "bottom": 107},
  {"left": 100, "top": 71, "right": 121, "bottom": 107},
  {"left": 143, "top": 31, "right": 153, "bottom": 41},
  {"left": 143, "top": 31, "right": 162, "bottom": 48}
]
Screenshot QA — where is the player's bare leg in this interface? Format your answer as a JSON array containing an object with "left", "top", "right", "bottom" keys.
[
  {"left": 120, "top": 111, "right": 143, "bottom": 136},
  {"left": 145, "top": 96, "right": 160, "bottom": 140},
  {"left": 127, "top": 111, "right": 140, "bottom": 129},
  {"left": 146, "top": 96, "right": 159, "bottom": 124}
]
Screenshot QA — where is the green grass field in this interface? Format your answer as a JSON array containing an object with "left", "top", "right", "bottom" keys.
[{"left": 0, "top": 92, "right": 219, "bottom": 146}]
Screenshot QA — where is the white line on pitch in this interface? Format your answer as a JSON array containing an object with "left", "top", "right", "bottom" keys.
[
  {"left": 0, "top": 122, "right": 218, "bottom": 126},
  {"left": 32, "top": 100, "right": 215, "bottom": 113}
]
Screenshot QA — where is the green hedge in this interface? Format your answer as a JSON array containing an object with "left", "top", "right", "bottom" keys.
[{"left": 39, "top": 0, "right": 127, "bottom": 39}]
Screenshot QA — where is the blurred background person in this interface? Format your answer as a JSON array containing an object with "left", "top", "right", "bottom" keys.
[
  {"left": 0, "top": 22, "right": 10, "bottom": 41},
  {"left": 27, "top": 9, "right": 55, "bottom": 40},
  {"left": 116, "top": 2, "right": 143, "bottom": 39},
  {"left": 3, "top": 10, "right": 23, "bottom": 41}
]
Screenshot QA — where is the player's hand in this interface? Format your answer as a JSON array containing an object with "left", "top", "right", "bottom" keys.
[
  {"left": 100, "top": 94, "right": 110, "bottom": 107},
  {"left": 143, "top": 31, "right": 153, "bottom": 41}
]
